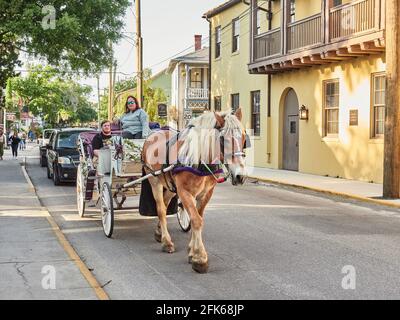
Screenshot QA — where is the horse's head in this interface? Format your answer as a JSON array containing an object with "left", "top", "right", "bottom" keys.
[{"left": 215, "top": 108, "right": 248, "bottom": 186}]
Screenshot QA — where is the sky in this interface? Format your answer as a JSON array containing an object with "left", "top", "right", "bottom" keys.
[{"left": 81, "top": 0, "right": 223, "bottom": 101}]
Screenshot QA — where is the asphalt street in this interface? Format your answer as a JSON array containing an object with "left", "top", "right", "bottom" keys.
[{"left": 25, "top": 147, "right": 400, "bottom": 300}]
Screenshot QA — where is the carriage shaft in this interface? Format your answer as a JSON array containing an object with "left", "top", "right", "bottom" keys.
[{"left": 121, "top": 165, "right": 175, "bottom": 189}]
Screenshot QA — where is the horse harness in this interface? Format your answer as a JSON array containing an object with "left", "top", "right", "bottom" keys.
[{"left": 142, "top": 120, "right": 250, "bottom": 194}]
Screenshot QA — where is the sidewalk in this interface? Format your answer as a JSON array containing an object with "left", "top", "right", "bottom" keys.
[
  {"left": 248, "top": 167, "right": 400, "bottom": 208},
  {"left": 0, "top": 150, "right": 100, "bottom": 299}
]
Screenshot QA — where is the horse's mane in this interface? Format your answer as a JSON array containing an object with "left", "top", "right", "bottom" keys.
[{"left": 178, "top": 110, "right": 243, "bottom": 165}]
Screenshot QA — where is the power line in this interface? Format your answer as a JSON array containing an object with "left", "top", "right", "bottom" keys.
[
  {"left": 12, "top": 69, "right": 139, "bottom": 76},
  {"left": 146, "top": 36, "right": 210, "bottom": 70},
  {"left": 144, "top": 0, "right": 270, "bottom": 71}
]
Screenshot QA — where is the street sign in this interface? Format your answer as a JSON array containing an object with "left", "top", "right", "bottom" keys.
[
  {"left": 157, "top": 103, "right": 168, "bottom": 118},
  {"left": 184, "top": 111, "right": 192, "bottom": 120},
  {"left": 6, "top": 113, "right": 16, "bottom": 121}
]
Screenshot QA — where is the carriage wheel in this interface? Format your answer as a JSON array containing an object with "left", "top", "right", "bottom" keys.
[
  {"left": 101, "top": 182, "right": 114, "bottom": 238},
  {"left": 177, "top": 199, "right": 191, "bottom": 232},
  {"left": 76, "top": 165, "right": 86, "bottom": 217}
]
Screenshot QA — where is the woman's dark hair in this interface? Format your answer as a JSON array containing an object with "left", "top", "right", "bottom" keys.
[{"left": 125, "top": 96, "right": 140, "bottom": 113}]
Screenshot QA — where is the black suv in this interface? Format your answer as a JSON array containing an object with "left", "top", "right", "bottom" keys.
[{"left": 46, "top": 128, "right": 95, "bottom": 185}]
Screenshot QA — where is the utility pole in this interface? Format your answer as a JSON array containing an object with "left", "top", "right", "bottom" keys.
[
  {"left": 108, "top": 41, "right": 114, "bottom": 121},
  {"left": 97, "top": 75, "right": 101, "bottom": 125},
  {"left": 112, "top": 60, "right": 117, "bottom": 115},
  {"left": 136, "top": 0, "right": 144, "bottom": 108},
  {"left": 0, "top": 88, "right": 5, "bottom": 128},
  {"left": 383, "top": 0, "right": 400, "bottom": 198}
]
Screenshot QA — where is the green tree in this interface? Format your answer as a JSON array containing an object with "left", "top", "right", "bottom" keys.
[
  {"left": 8, "top": 65, "right": 97, "bottom": 126},
  {"left": 0, "top": 0, "right": 130, "bottom": 88}
]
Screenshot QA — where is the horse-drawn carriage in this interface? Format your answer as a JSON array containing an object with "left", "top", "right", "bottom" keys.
[
  {"left": 75, "top": 109, "right": 248, "bottom": 273},
  {"left": 76, "top": 129, "right": 191, "bottom": 238}
]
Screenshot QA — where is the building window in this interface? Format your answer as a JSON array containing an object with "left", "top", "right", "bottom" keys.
[
  {"left": 372, "top": 73, "right": 386, "bottom": 137},
  {"left": 251, "top": 91, "right": 261, "bottom": 136},
  {"left": 214, "top": 96, "right": 222, "bottom": 112},
  {"left": 324, "top": 80, "right": 340, "bottom": 136},
  {"left": 290, "top": 0, "right": 296, "bottom": 23},
  {"left": 256, "top": 9, "right": 261, "bottom": 35},
  {"left": 215, "top": 26, "right": 221, "bottom": 59},
  {"left": 231, "top": 93, "right": 240, "bottom": 112},
  {"left": 232, "top": 18, "right": 240, "bottom": 53},
  {"left": 333, "top": 0, "right": 342, "bottom": 7},
  {"left": 190, "top": 68, "right": 203, "bottom": 88}
]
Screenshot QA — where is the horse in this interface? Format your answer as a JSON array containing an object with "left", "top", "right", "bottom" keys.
[{"left": 141, "top": 108, "right": 247, "bottom": 273}]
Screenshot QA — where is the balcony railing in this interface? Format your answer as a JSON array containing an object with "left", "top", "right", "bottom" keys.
[
  {"left": 330, "top": 0, "right": 376, "bottom": 40},
  {"left": 254, "top": 28, "right": 281, "bottom": 61},
  {"left": 288, "top": 13, "right": 322, "bottom": 52},
  {"left": 186, "top": 88, "right": 209, "bottom": 100},
  {"left": 251, "top": 0, "right": 382, "bottom": 64}
]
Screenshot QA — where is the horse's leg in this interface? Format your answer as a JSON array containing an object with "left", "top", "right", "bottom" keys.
[
  {"left": 150, "top": 178, "right": 175, "bottom": 253},
  {"left": 178, "top": 188, "right": 209, "bottom": 273},
  {"left": 154, "top": 189, "right": 175, "bottom": 244},
  {"left": 190, "top": 185, "right": 216, "bottom": 266}
]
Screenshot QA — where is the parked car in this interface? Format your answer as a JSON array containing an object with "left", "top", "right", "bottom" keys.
[
  {"left": 46, "top": 128, "right": 95, "bottom": 185},
  {"left": 39, "top": 129, "right": 56, "bottom": 167}
]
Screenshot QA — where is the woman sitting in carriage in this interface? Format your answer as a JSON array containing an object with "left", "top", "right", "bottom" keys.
[{"left": 115, "top": 96, "right": 151, "bottom": 139}]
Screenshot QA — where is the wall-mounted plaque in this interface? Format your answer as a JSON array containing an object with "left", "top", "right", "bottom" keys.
[
  {"left": 157, "top": 103, "right": 168, "bottom": 118},
  {"left": 349, "top": 109, "right": 358, "bottom": 126}
]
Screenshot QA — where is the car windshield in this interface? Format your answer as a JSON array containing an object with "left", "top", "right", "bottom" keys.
[
  {"left": 56, "top": 132, "right": 82, "bottom": 149},
  {"left": 44, "top": 130, "right": 53, "bottom": 139}
]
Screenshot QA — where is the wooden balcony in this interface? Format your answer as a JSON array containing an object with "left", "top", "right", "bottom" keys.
[{"left": 249, "top": 0, "right": 385, "bottom": 74}]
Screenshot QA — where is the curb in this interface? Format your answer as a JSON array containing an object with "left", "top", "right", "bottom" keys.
[
  {"left": 21, "top": 165, "right": 36, "bottom": 193},
  {"left": 249, "top": 175, "right": 400, "bottom": 210},
  {"left": 21, "top": 163, "right": 110, "bottom": 300}
]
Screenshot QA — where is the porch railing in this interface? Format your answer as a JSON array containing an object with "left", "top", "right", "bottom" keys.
[
  {"left": 288, "top": 13, "right": 322, "bottom": 52},
  {"left": 186, "top": 88, "right": 209, "bottom": 100},
  {"left": 254, "top": 28, "right": 281, "bottom": 61},
  {"left": 330, "top": 0, "right": 376, "bottom": 40}
]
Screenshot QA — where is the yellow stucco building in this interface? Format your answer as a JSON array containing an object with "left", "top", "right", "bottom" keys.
[{"left": 204, "top": 0, "right": 386, "bottom": 183}]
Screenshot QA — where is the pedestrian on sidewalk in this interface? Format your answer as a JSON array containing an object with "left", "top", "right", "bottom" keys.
[
  {"left": 9, "top": 132, "right": 21, "bottom": 159},
  {"left": 21, "top": 132, "right": 27, "bottom": 150},
  {"left": 0, "top": 127, "right": 5, "bottom": 160}
]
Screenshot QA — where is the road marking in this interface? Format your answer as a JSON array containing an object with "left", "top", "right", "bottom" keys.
[
  {"left": 45, "top": 214, "right": 109, "bottom": 300},
  {"left": 21, "top": 164, "right": 110, "bottom": 300}
]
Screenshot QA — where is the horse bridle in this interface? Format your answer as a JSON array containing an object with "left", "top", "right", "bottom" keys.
[{"left": 217, "top": 129, "right": 250, "bottom": 161}]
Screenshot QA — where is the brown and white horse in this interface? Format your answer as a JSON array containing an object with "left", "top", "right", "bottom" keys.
[{"left": 141, "top": 108, "right": 247, "bottom": 273}]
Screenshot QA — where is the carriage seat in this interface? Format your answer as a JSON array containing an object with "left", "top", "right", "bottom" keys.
[
  {"left": 79, "top": 131, "right": 98, "bottom": 159},
  {"left": 80, "top": 130, "right": 123, "bottom": 158}
]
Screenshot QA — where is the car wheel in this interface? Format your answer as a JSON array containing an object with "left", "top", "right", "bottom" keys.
[{"left": 53, "top": 165, "right": 61, "bottom": 186}]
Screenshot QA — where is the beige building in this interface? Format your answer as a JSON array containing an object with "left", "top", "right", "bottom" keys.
[
  {"left": 167, "top": 36, "right": 210, "bottom": 129},
  {"left": 204, "top": 0, "right": 386, "bottom": 183}
]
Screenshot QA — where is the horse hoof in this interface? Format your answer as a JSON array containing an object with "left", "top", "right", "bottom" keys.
[
  {"left": 162, "top": 244, "right": 175, "bottom": 254},
  {"left": 192, "top": 261, "right": 208, "bottom": 274}
]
